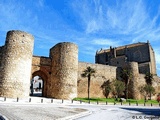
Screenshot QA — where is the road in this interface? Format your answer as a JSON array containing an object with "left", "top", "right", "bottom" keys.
[
  {"left": 0, "top": 98, "right": 160, "bottom": 120},
  {"left": 70, "top": 105, "right": 160, "bottom": 120}
]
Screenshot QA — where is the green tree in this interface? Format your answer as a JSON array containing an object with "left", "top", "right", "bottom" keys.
[
  {"left": 144, "top": 72, "right": 153, "bottom": 85},
  {"left": 120, "top": 68, "right": 132, "bottom": 99},
  {"left": 112, "top": 79, "right": 125, "bottom": 101},
  {"left": 139, "top": 84, "right": 155, "bottom": 100},
  {"left": 81, "top": 66, "right": 96, "bottom": 100},
  {"left": 101, "top": 80, "right": 112, "bottom": 98}
]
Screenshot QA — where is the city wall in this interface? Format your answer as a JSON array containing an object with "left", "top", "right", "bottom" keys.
[
  {"left": 78, "top": 62, "right": 117, "bottom": 98},
  {"left": 31, "top": 57, "right": 117, "bottom": 98},
  {"left": 0, "top": 30, "right": 159, "bottom": 100}
]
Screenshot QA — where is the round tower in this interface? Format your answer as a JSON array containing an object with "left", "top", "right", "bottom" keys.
[
  {"left": 49, "top": 42, "right": 78, "bottom": 99},
  {"left": 0, "top": 30, "right": 34, "bottom": 98},
  {"left": 127, "top": 62, "right": 140, "bottom": 99}
]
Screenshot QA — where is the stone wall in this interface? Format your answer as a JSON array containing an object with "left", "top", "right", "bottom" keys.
[
  {"left": 110, "top": 56, "right": 126, "bottom": 67},
  {"left": 153, "top": 76, "right": 160, "bottom": 99},
  {"left": 0, "top": 30, "right": 159, "bottom": 100},
  {"left": 127, "top": 62, "right": 140, "bottom": 99},
  {"left": 137, "top": 74, "right": 160, "bottom": 100},
  {"left": 138, "top": 62, "right": 150, "bottom": 74},
  {"left": 95, "top": 43, "right": 155, "bottom": 74},
  {"left": 0, "top": 46, "right": 4, "bottom": 67},
  {"left": 149, "top": 44, "right": 157, "bottom": 75},
  {"left": 49, "top": 42, "right": 78, "bottom": 99},
  {"left": 0, "top": 30, "right": 34, "bottom": 98},
  {"left": 95, "top": 52, "right": 107, "bottom": 64},
  {"left": 78, "top": 62, "right": 117, "bottom": 98},
  {"left": 31, "top": 56, "right": 51, "bottom": 97}
]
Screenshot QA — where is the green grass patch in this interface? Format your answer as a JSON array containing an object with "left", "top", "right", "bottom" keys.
[
  {"left": 73, "top": 98, "right": 159, "bottom": 104},
  {"left": 126, "top": 99, "right": 159, "bottom": 104}
]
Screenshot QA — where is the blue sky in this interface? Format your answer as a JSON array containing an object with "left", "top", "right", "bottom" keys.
[{"left": 0, "top": 0, "right": 160, "bottom": 76}]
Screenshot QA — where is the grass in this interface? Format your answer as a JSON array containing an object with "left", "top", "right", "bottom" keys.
[{"left": 73, "top": 98, "right": 160, "bottom": 104}]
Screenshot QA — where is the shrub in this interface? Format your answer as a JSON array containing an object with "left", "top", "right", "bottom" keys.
[{"left": 157, "top": 94, "right": 160, "bottom": 102}]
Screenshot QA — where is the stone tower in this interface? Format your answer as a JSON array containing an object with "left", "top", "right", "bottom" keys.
[
  {"left": 127, "top": 62, "right": 140, "bottom": 99},
  {"left": 0, "top": 30, "right": 34, "bottom": 98},
  {"left": 49, "top": 42, "right": 78, "bottom": 99}
]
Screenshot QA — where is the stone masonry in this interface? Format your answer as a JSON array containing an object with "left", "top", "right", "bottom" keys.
[
  {"left": 0, "top": 30, "right": 34, "bottom": 98},
  {"left": 0, "top": 30, "right": 159, "bottom": 99},
  {"left": 95, "top": 42, "right": 157, "bottom": 75},
  {"left": 49, "top": 42, "right": 78, "bottom": 99}
]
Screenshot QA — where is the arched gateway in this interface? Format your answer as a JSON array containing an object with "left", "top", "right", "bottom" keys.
[
  {"left": 31, "top": 56, "right": 51, "bottom": 97},
  {"left": 0, "top": 30, "right": 159, "bottom": 100},
  {"left": 0, "top": 30, "right": 78, "bottom": 100}
]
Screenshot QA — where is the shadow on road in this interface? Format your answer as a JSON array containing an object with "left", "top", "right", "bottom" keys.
[
  {"left": 0, "top": 115, "right": 5, "bottom": 120},
  {"left": 120, "top": 107, "right": 160, "bottom": 116}
]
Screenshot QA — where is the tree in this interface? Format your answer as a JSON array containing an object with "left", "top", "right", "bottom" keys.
[
  {"left": 139, "top": 84, "right": 155, "bottom": 100},
  {"left": 101, "top": 80, "right": 112, "bottom": 98},
  {"left": 112, "top": 79, "right": 125, "bottom": 101},
  {"left": 139, "top": 85, "right": 147, "bottom": 101},
  {"left": 120, "top": 68, "right": 132, "bottom": 99},
  {"left": 144, "top": 72, "right": 153, "bottom": 85},
  {"left": 144, "top": 72, "right": 154, "bottom": 99},
  {"left": 81, "top": 66, "right": 96, "bottom": 100}
]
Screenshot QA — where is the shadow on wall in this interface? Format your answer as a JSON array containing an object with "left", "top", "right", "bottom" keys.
[{"left": 120, "top": 107, "right": 160, "bottom": 116}]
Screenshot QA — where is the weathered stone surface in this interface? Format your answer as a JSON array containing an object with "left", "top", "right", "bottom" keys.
[
  {"left": 0, "top": 30, "right": 159, "bottom": 100},
  {"left": 0, "top": 30, "right": 34, "bottom": 98},
  {"left": 96, "top": 42, "right": 157, "bottom": 75},
  {"left": 49, "top": 42, "right": 78, "bottom": 99},
  {"left": 78, "top": 62, "right": 117, "bottom": 98}
]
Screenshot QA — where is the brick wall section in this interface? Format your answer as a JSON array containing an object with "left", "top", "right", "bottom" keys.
[
  {"left": 0, "top": 30, "right": 34, "bottom": 98},
  {"left": 49, "top": 42, "right": 78, "bottom": 99},
  {"left": 78, "top": 62, "right": 117, "bottom": 98}
]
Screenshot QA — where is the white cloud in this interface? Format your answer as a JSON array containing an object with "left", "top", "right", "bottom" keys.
[
  {"left": 0, "top": 0, "right": 160, "bottom": 75},
  {"left": 38, "top": 0, "right": 44, "bottom": 7},
  {"left": 72, "top": 0, "right": 160, "bottom": 40},
  {"left": 92, "top": 38, "right": 121, "bottom": 47}
]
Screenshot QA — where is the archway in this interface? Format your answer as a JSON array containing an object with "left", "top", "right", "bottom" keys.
[
  {"left": 30, "top": 70, "right": 48, "bottom": 97},
  {"left": 30, "top": 76, "right": 44, "bottom": 97}
]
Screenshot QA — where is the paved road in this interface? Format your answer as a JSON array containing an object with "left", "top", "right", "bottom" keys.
[
  {"left": 0, "top": 97, "right": 160, "bottom": 120},
  {"left": 0, "top": 103, "right": 87, "bottom": 120},
  {"left": 0, "top": 103, "right": 160, "bottom": 120},
  {"left": 70, "top": 105, "right": 160, "bottom": 120}
]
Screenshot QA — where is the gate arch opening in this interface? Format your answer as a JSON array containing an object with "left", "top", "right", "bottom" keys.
[
  {"left": 30, "top": 70, "right": 48, "bottom": 97},
  {"left": 30, "top": 76, "right": 43, "bottom": 97}
]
